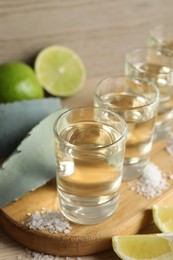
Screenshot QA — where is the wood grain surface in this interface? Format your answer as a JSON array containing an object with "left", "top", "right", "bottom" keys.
[
  {"left": 1, "top": 0, "right": 173, "bottom": 259},
  {"left": 1, "top": 138, "right": 173, "bottom": 258}
]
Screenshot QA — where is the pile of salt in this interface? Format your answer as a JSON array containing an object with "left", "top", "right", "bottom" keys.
[
  {"left": 26, "top": 209, "right": 71, "bottom": 234},
  {"left": 129, "top": 162, "right": 169, "bottom": 198},
  {"left": 25, "top": 249, "right": 81, "bottom": 260}
]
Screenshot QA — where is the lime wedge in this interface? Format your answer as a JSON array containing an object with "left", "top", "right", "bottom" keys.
[
  {"left": 35, "top": 45, "right": 86, "bottom": 97},
  {"left": 152, "top": 204, "right": 173, "bottom": 233},
  {"left": 112, "top": 234, "right": 173, "bottom": 260}
]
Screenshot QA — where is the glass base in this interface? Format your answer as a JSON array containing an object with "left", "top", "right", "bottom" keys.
[
  {"left": 122, "top": 159, "right": 148, "bottom": 181},
  {"left": 154, "top": 124, "right": 172, "bottom": 141},
  {"left": 58, "top": 190, "right": 119, "bottom": 225}
]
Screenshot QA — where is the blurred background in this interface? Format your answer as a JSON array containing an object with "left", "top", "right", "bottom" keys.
[
  {"left": 1, "top": 0, "right": 173, "bottom": 82},
  {"left": 1, "top": 1, "right": 173, "bottom": 259}
]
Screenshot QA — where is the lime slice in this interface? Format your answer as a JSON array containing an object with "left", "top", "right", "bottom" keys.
[
  {"left": 152, "top": 204, "right": 173, "bottom": 232},
  {"left": 112, "top": 234, "right": 173, "bottom": 260},
  {"left": 0, "top": 62, "right": 44, "bottom": 103},
  {"left": 35, "top": 45, "right": 86, "bottom": 97}
]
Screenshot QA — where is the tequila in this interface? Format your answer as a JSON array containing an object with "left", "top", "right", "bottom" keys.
[
  {"left": 54, "top": 107, "right": 127, "bottom": 224},
  {"left": 94, "top": 75, "right": 159, "bottom": 180},
  {"left": 56, "top": 122, "right": 123, "bottom": 197},
  {"left": 130, "top": 63, "right": 173, "bottom": 131},
  {"left": 125, "top": 47, "right": 173, "bottom": 139},
  {"left": 96, "top": 92, "right": 156, "bottom": 165}
]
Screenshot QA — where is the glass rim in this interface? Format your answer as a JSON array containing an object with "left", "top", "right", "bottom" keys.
[
  {"left": 149, "top": 25, "right": 164, "bottom": 43},
  {"left": 125, "top": 47, "right": 173, "bottom": 79},
  {"left": 53, "top": 106, "right": 128, "bottom": 150},
  {"left": 149, "top": 24, "right": 173, "bottom": 36},
  {"left": 126, "top": 46, "right": 173, "bottom": 60},
  {"left": 94, "top": 75, "right": 160, "bottom": 111}
]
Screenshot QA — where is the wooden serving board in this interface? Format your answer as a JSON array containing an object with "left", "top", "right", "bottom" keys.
[{"left": 0, "top": 139, "right": 173, "bottom": 257}]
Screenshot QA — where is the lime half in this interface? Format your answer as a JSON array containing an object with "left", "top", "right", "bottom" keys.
[{"left": 35, "top": 45, "right": 86, "bottom": 97}]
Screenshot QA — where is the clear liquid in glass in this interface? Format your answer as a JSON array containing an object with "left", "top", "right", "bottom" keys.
[
  {"left": 55, "top": 121, "right": 125, "bottom": 224},
  {"left": 126, "top": 62, "right": 173, "bottom": 137},
  {"left": 95, "top": 92, "right": 157, "bottom": 180}
]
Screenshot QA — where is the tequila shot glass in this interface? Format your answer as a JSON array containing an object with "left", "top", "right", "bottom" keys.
[
  {"left": 54, "top": 106, "right": 127, "bottom": 224},
  {"left": 94, "top": 75, "right": 159, "bottom": 181},
  {"left": 125, "top": 47, "right": 173, "bottom": 140},
  {"left": 148, "top": 24, "right": 173, "bottom": 52}
]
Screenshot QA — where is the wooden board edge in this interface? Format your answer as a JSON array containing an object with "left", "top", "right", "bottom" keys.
[
  {"left": 0, "top": 204, "right": 155, "bottom": 257},
  {"left": 0, "top": 209, "right": 111, "bottom": 256}
]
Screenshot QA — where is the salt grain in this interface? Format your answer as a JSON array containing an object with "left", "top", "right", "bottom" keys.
[
  {"left": 26, "top": 210, "right": 71, "bottom": 234},
  {"left": 25, "top": 249, "right": 81, "bottom": 260},
  {"left": 128, "top": 162, "right": 169, "bottom": 198},
  {"left": 25, "top": 249, "right": 62, "bottom": 259}
]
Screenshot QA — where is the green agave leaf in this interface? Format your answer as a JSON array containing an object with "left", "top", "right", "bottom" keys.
[
  {"left": 0, "top": 108, "right": 66, "bottom": 208},
  {"left": 0, "top": 98, "right": 61, "bottom": 156}
]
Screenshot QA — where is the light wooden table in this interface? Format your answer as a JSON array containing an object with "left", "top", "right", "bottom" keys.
[{"left": 1, "top": 0, "right": 173, "bottom": 259}]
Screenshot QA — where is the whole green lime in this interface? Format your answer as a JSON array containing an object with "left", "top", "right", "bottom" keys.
[{"left": 0, "top": 62, "right": 44, "bottom": 103}]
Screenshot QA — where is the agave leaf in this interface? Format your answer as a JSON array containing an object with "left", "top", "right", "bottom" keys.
[
  {"left": 0, "top": 108, "right": 66, "bottom": 208},
  {"left": 0, "top": 98, "right": 61, "bottom": 156}
]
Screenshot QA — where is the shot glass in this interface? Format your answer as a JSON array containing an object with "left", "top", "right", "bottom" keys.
[
  {"left": 94, "top": 75, "right": 159, "bottom": 181},
  {"left": 53, "top": 106, "right": 127, "bottom": 224},
  {"left": 125, "top": 47, "right": 173, "bottom": 140},
  {"left": 148, "top": 24, "right": 173, "bottom": 51}
]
